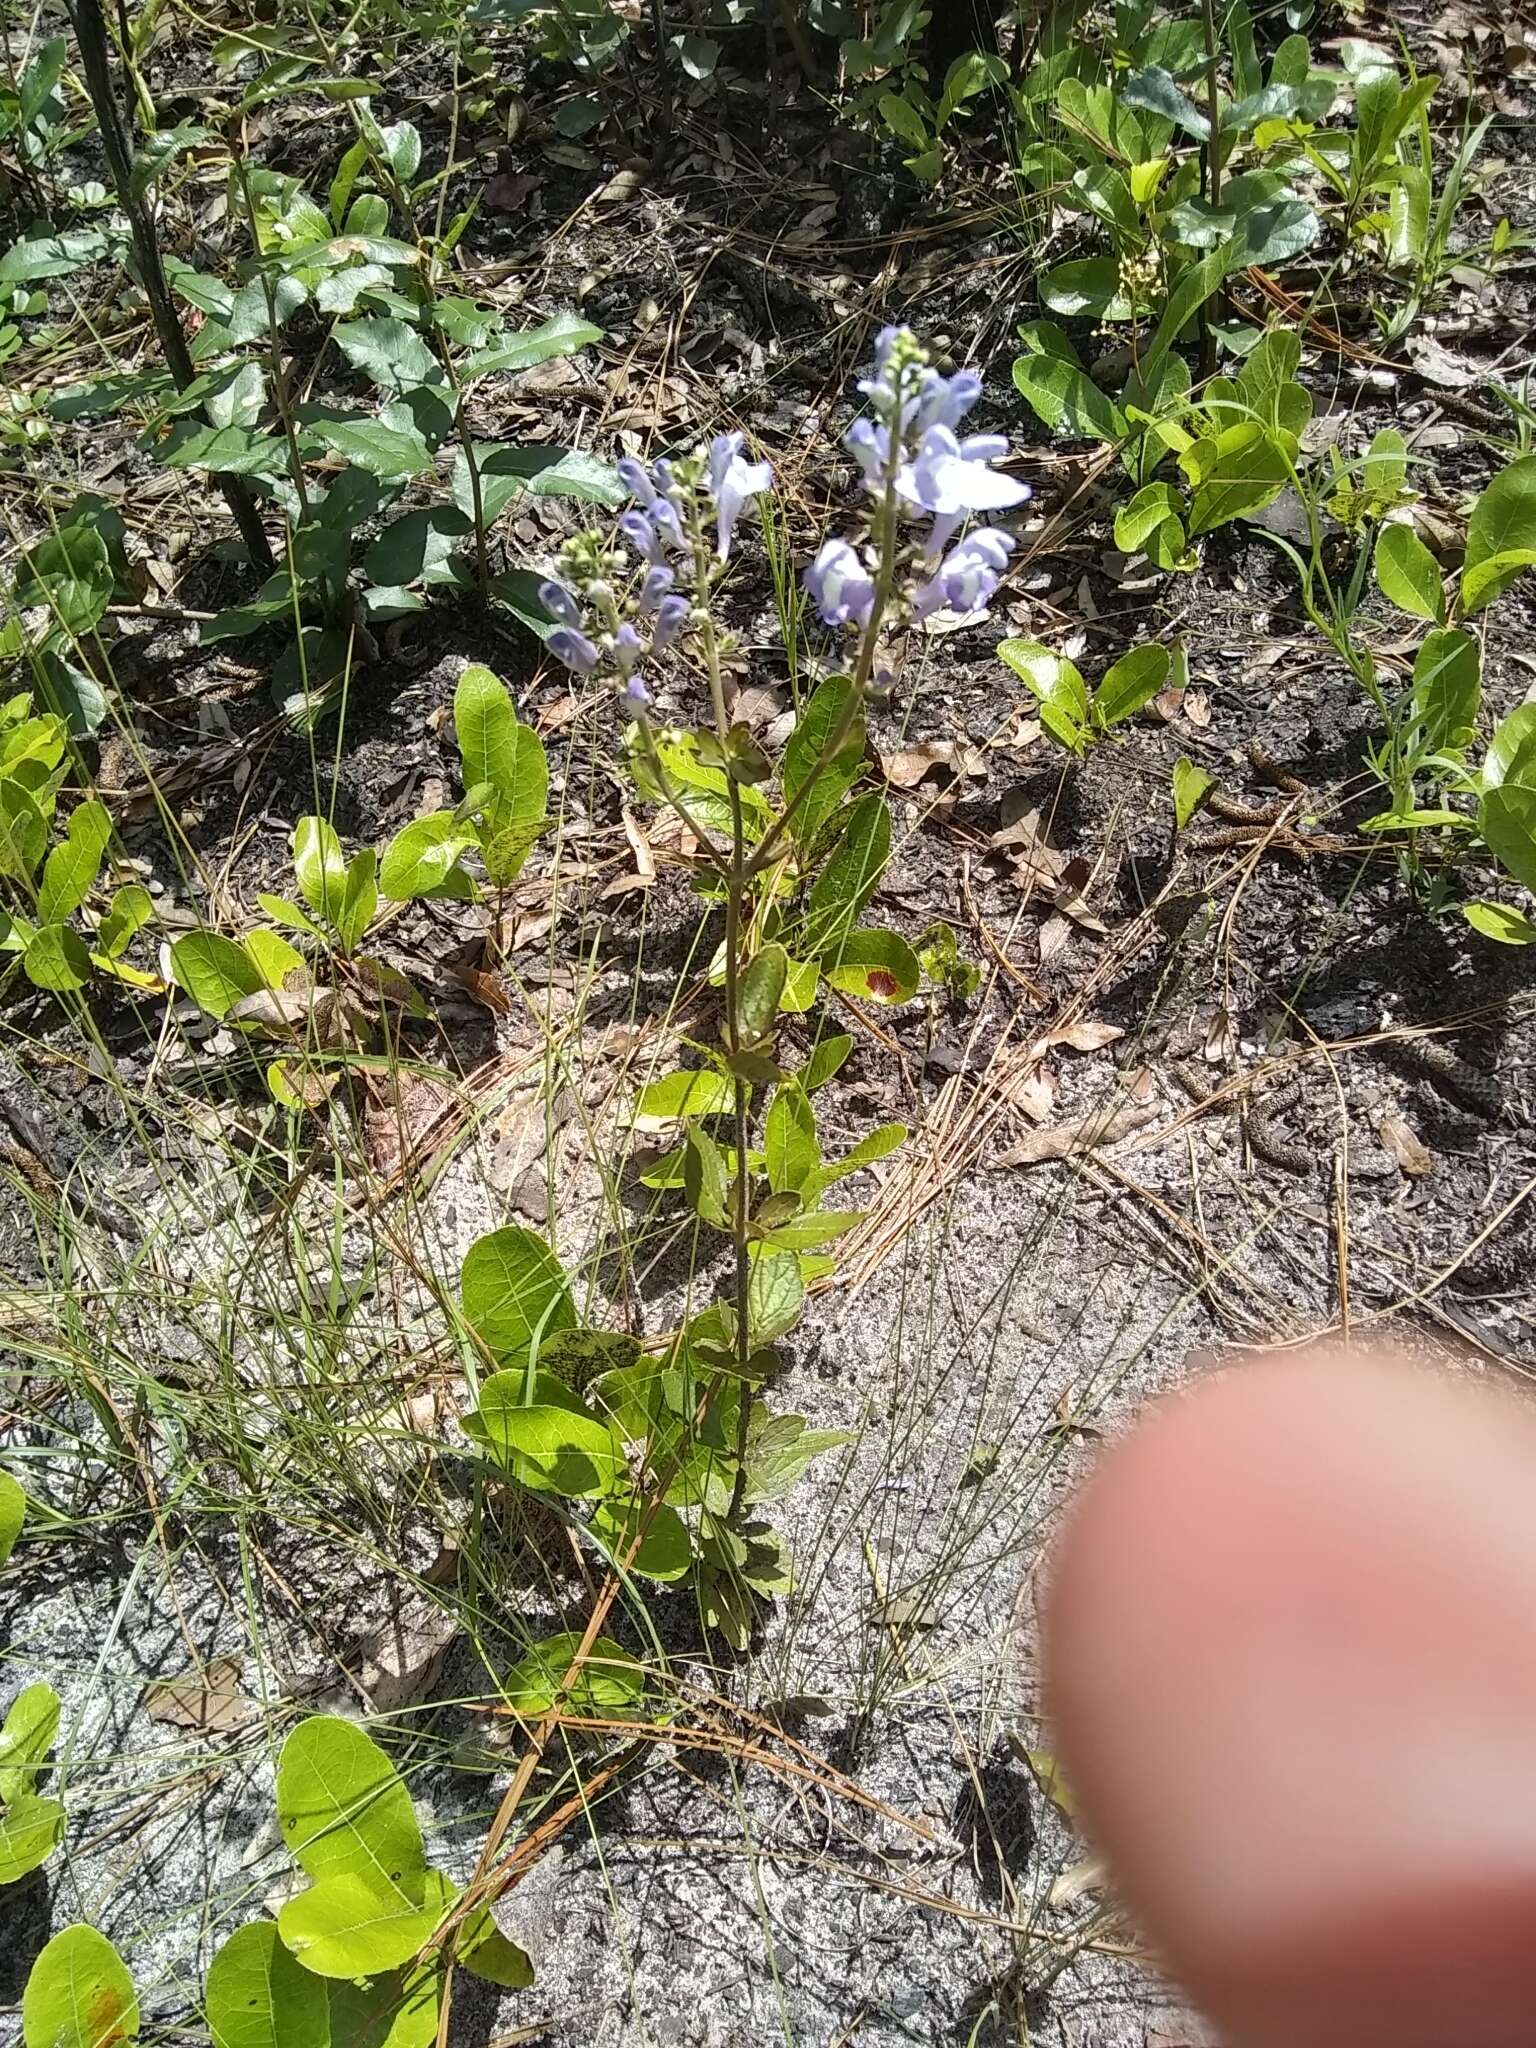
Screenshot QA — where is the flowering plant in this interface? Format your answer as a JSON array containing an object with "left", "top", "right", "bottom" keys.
[{"left": 503, "top": 331, "right": 1029, "bottom": 1612}]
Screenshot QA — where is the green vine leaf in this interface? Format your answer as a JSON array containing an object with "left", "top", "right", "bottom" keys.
[{"left": 21, "top": 1925, "right": 137, "bottom": 2048}]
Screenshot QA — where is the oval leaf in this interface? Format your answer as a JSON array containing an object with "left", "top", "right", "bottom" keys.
[
  {"left": 22, "top": 1926, "right": 138, "bottom": 2048},
  {"left": 207, "top": 1922, "right": 329, "bottom": 2048},
  {"left": 276, "top": 1715, "right": 425, "bottom": 1887},
  {"left": 460, "top": 1225, "right": 577, "bottom": 1365}
]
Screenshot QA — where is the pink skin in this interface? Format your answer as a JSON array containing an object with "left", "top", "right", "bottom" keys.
[{"left": 1044, "top": 1348, "right": 1536, "bottom": 2048}]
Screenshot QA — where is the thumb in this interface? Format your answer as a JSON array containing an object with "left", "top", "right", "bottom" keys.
[{"left": 1045, "top": 1347, "right": 1536, "bottom": 2048}]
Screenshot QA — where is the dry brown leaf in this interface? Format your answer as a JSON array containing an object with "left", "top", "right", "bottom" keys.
[
  {"left": 1052, "top": 858, "right": 1108, "bottom": 935},
  {"left": 882, "top": 740, "right": 988, "bottom": 790},
  {"left": 357, "top": 1549, "right": 462, "bottom": 1712},
  {"left": 1378, "top": 1113, "right": 1434, "bottom": 1176},
  {"left": 996, "top": 1103, "right": 1158, "bottom": 1168},
  {"left": 1203, "top": 1008, "right": 1238, "bottom": 1064},
  {"left": 448, "top": 964, "right": 513, "bottom": 1015},
  {"left": 621, "top": 807, "right": 655, "bottom": 882},
  {"left": 1046, "top": 1018, "right": 1124, "bottom": 1054},
  {"left": 144, "top": 1656, "right": 255, "bottom": 1734},
  {"left": 1010, "top": 1066, "right": 1056, "bottom": 1122},
  {"left": 1183, "top": 688, "right": 1212, "bottom": 728},
  {"left": 1037, "top": 912, "right": 1072, "bottom": 963},
  {"left": 1120, "top": 1064, "right": 1158, "bottom": 1104}
]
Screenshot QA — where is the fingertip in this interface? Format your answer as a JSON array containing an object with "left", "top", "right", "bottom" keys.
[{"left": 1045, "top": 1345, "right": 1536, "bottom": 2048}]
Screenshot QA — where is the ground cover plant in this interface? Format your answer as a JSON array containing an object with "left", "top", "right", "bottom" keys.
[{"left": 3, "top": 0, "right": 1536, "bottom": 2042}]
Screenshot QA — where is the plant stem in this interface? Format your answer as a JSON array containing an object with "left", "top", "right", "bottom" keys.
[
  {"left": 1198, "top": 0, "right": 1224, "bottom": 380},
  {"left": 65, "top": 0, "right": 275, "bottom": 575},
  {"left": 228, "top": 136, "right": 313, "bottom": 528}
]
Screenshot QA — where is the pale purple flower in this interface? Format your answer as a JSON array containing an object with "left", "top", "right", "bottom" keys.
[
  {"left": 900, "top": 424, "right": 1031, "bottom": 555},
  {"left": 846, "top": 417, "right": 893, "bottom": 492},
  {"left": 649, "top": 498, "right": 687, "bottom": 553},
  {"left": 915, "top": 367, "right": 983, "bottom": 431},
  {"left": 620, "top": 509, "right": 664, "bottom": 564},
  {"left": 805, "top": 538, "right": 876, "bottom": 629},
  {"left": 651, "top": 594, "right": 691, "bottom": 649},
  {"left": 538, "top": 579, "right": 583, "bottom": 630},
  {"left": 637, "top": 565, "right": 674, "bottom": 612},
  {"left": 614, "top": 623, "right": 644, "bottom": 674},
  {"left": 549, "top": 626, "right": 600, "bottom": 674},
  {"left": 915, "top": 527, "right": 1016, "bottom": 617},
  {"left": 617, "top": 457, "right": 657, "bottom": 505},
  {"left": 622, "top": 673, "right": 652, "bottom": 710},
  {"left": 707, "top": 431, "right": 772, "bottom": 559}
]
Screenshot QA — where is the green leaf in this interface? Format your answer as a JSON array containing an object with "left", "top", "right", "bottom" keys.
[
  {"left": 1114, "top": 482, "right": 1189, "bottom": 569},
  {"left": 759, "top": 1209, "right": 863, "bottom": 1250},
  {"left": 783, "top": 674, "right": 865, "bottom": 847},
  {"left": 1461, "top": 456, "right": 1536, "bottom": 615},
  {"left": 458, "top": 1915, "right": 534, "bottom": 1991},
  {"left": 0, "top": 1471, "right": 24, "bottom": 1566},
  {"left": 1403, "top": 628, "right": 1480, "bottom": 764},
  {"left": 336, "top": 848, "right": 378, "bottom": 953},
  {"left": 22, "top": 923, "right": 92, "bottom": 991},
  {"left": 0, "top": 1682, "right": 59, "bottom": 1803},
  {"left": 0, "top": 779, "right": 49, "bottom": 882},
  {"left": 997, "top": 639, "right": 1090, "bottom": 751},
  {"left": 744, "top": 1412, "right": 854, "bottom": 1502},
  {"left": 806, "top": 1122, "right": 906, "bottom": 1198},
  {"left": 169, "top": 933, "right": 266, "bottom": 1018},
  {"left": 587, "top": 1497, "right": 691, "bottom": 1582},
  {"left": 332, "top": 317, "right": 441, "bottom": 394},
  {"left": 454, "top": 444, "right": 626, "bottom": 522},
  {"left": 802, "top": 794, "right": 891, "bottom": 956},
  {"left": 1184, "top": 421, "right": 1291, "bottom": 535},
  {"left": 324, "top": 1964, "right": 437, "bottom": 2048},
  {"left": 0, "top": 1794, "right": 66, "bottom": 1885},
  {"left": 1121, "top": 63, "right": 1209, "bottom": 138},
  {"left": 207, "top": 1922, "right": 329, "bottom": 2048},
  {"left": 465, "top": 1374, "right": 626, "bottom": 1496},
  {"left": 293, "top": 815, "right": 347, "bottom": 926},
  {"left": 364, "top": 506, "right": 473, "bottom": 589},
  {"left": 683, "top": 1123, "right": 729, "bottom": 1227},
  {"left": 819, "top": 927, "right": 922, "bottom": 1004},
  {"left": 800, "top": 1033, "right": 852, "bottom": 1092},
  {"left": 305, "top": 406, "right": 434, "bottom": 481},
  {"left": 159, "top": 422, "right": 292, "bottom": 480},
  {"left": 502, "top": 1632, "right": 644, "bottom": 1718},
  {"left": 1374, "top": 523, "right": 1445, "bottom": 622},
  {"left": 1462, "top": 900, "right": 1536, "bottom": 945},
  {"left": 278, "top": 1869, "right": 442, "bottom": 1979},
  {"left": 765, "top": 1083, "right": 819, "bottom": 1195},
  {"left": 455, "top": 664, "right": 546, "bottom": 824},
  {"left": 15, "top": 524, "right": 113, "bottom": 638},
  {"left": 378, "top": 814, "right": 477, "bottom": 901},
  {"left": 1040, "top": 257, "right": 1133, "bottom": 322},
  {"left": 36, "top": 800, "right": 110, "bottom": 924},
  {"left": 486, "top": 570, "right": 559, "bottom": 642},
  {"left": 129, "top": 121, "right": 210, "bottom": 198},
  {"left": 277, "top": 1713, "right": 424, "bottom": 1899},
  {"left": 96, "top": 884, "right": 152, "bottom": 961},
  {"left": 461, "top": 1225, "right": 576, "bottom": 1365},
  {"left": 1479, "top": 782, "right": 1536, "bottom": 895},
  {"left": 21, "top": 1925, "right": 136, "bottom": 2047},
  {"left": 0, "top": 230, "right": 110, "bottom": 283},
  {"left": 1011, "top": 350, "right": 1126, "bottom": 444},
  {"left": 245, "top": 927, "right": 306, "bottom": 989},
  {"left": 460, "top": 310, "right": 602, "bottom": 380},
  {"left": 1172, "top": 756, "right": 1215, "bottom": 830},
  {"left": 747, "top": 1245, "right": 806, "bottom": 1344},
  {"left": 736, "top": 943, "right": 788, "bottom": 1044},
  {"left": 1094, "top": 643, "right": 1171, "bottom": 728},
  {"left": 1483, "top": 704, "right": 1536, "bottom": 792},
  {"left": 632, "top": 1069, "right": 735, "bottom": 1126}
]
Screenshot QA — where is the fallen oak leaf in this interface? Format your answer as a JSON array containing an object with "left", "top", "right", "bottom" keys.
[
  {"left": 996, "top": 1103, "right": 1158, "bottom": 1168},
  {"left": 881, "top": 739, "right": 988, "bottom": 790},
  {"left": 1378, "top": 1112, "right": 1434, "bottom": 1177},
  {"left": 144, "top": 1656, "right": 256, "bottom": 1734}
]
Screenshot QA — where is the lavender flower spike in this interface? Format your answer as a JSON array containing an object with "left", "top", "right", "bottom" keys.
[
  {"left": 613, "top": 623, "right": 645, "bottom": 675},
  {"left": 915, "top": 527, "right": 1016, "bottom": 617},
  {"left": 637, "top": 564, "right": 675, "bottom": 612},
  {"left": 622, "top": 672, "right": 652, "bottom": 710},
  {"left": 651, "top": 594, "right": 691, "bottom": 649},
  {"left": 538, "top": 579, "right": 584, "bottom": 630},
  {"left": 548, "top": 626, "right": 601, "bottom": 674},
  {"left": 617, "top": 457, "right": 658, "bottom": 506},
  {"left": 805, "top": 538, "right": 876, "bottom": 629},
  {"left": 620, "top": 509, "right": 664, "bottom": 564},
  {"left": 708, "top": 431, "right": 773, "bottom": 559}
]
